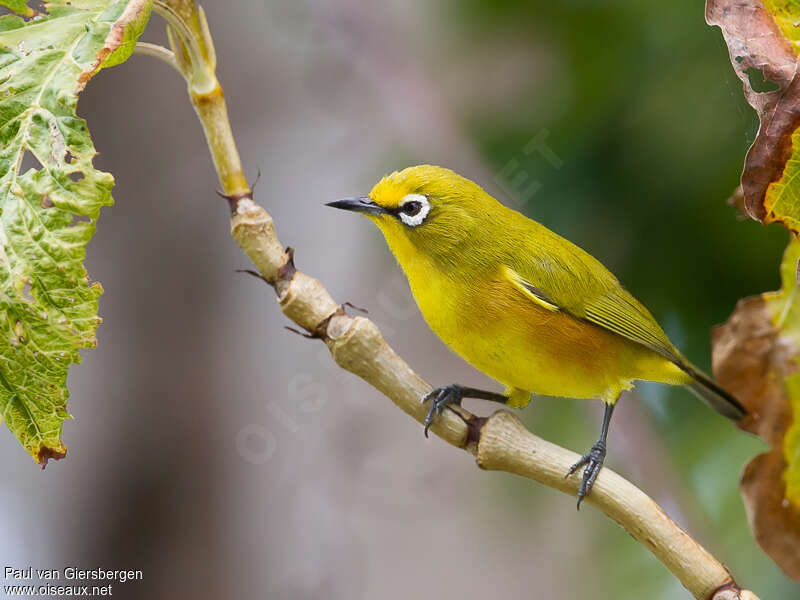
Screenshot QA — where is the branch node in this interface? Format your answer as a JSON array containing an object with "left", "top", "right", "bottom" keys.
[
  {"left": 465, "top": 415, "right": 488, "bottom": 454},
  {"left": 275, "top": 247, "right": 297, "bottom": 296},
  {"left": 710, "top": 580, "right": 742, "bottom": 600},
  {"left": 216, "top": 188, "right": 253, "bottom": 215},
  {"left": 235, "top": 246, "right": 297, "bottom": 296},
  {"left": 284, "top": 306, "right": 346, "bottom": 342}
]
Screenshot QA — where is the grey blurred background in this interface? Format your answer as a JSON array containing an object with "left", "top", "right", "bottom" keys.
[{"left": 2, "top": 1, "right": 798, "bottom": 598}]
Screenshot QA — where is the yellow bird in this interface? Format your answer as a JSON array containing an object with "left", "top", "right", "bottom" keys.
[{"left": 327, "top": 165, "right": 746, "bottom": 506}]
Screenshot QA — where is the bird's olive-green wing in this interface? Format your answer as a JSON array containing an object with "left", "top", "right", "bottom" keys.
[{"left": 502, "top": 233, "right": 682, "bottom": 364}]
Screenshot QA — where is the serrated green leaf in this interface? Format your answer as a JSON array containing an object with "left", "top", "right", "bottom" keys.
[{"left": 0, "top": 0, "right": 151, "bottom": 464}]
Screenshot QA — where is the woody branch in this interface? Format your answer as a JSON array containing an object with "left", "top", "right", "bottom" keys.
[{"left": 138, "top": 3, "right": 760, "bottom": 599}]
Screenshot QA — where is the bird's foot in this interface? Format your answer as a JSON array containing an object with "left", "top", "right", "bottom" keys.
[
  {"left": 565, "top": 440, "right": 606, "bottom": 509},
  {"left": 421, "top": 384, "right": 465, "bottom": 438}
]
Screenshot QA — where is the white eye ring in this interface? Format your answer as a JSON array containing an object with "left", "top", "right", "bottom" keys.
[{"left": 398, "top": 194, "right": 430, "bottom": 227}]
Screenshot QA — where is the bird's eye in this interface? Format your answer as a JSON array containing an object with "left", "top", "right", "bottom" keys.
[
  {"left": 397, "top": 194, "right": 430, "bottom": 227},
  {"left": 401, "top": 201, "right": 422, "bottom": 216}
]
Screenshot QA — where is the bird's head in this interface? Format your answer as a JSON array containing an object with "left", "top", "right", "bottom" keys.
[{"left": 327, "top": 165, "right": 500, "bottom": 264}]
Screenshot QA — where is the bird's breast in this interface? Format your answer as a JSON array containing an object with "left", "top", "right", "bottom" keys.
[{"left": 403, "top": 260, "right": 648, "bottom": 400}]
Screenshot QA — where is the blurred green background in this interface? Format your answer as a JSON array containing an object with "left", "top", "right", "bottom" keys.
[{"left": 2, "top": 1, "right": 797, "bottom": 598}]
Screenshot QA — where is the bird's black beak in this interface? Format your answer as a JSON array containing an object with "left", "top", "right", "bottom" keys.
[{"left": 326, "top": 196, "right": 387, "bottom": 216}]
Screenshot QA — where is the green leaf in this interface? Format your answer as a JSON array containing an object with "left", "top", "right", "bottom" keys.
[
  {"left": 0, "top": 0, "right": 151, "bottom": 464},
  {"left": 0, "top": 1, "right": 36, "bottom": 18}
]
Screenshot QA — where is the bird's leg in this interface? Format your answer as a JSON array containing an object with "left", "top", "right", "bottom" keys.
[
  {"left": 566, "top": 402, "right": 616, "bottom": 509},
  {"left": 421, "top": 384, "right": 508, "bottom": 437}
]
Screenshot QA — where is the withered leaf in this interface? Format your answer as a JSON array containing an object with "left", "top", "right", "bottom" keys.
[
  {"left": 707, "top": 0, "right": 800, "bottom": 232},
  {"left": 713, "top": 239, "right": 800, "bottom": 580}
]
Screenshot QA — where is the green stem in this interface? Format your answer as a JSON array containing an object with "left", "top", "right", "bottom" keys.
[
  {"left": 150, "top": 1, "right": 246, "bottom": 197},
  {"left": 190, "top": 84, "right": 249, "bottom": 198},
  {"left": 134, "top": 42, "right": 181, "bottom": 73}
]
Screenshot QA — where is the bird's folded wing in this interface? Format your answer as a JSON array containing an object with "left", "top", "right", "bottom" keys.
[
  {"left": 579, "top": 288, "right": 680, "bottom": 362},
  {"left": 503, "top": 262, "right": 682, "bottom": 364}
]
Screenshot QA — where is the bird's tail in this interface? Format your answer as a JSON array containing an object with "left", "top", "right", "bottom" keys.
[{"left": 679, "top": 363, "right": 747, "bottom": 421}]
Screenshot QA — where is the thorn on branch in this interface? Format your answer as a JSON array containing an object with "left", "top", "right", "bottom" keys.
[
  {"left": 285, "top": 325, "right": 320, "bottom": 339},
  {"left": 342, "top": 301, "right": 368, "bottom": 314},
  {"left": 250, "top": 168, "right": 262, "bottom": 194},
  {"left": 283, "top": 306, "right": 344, "bottom": 342},
  {"left": 235, "top": 246, "right": 296, "bottom": 295}
]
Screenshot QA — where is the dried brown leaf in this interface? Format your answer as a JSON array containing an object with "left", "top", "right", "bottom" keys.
[
  {"left": 707, "top": 0, "right": 800, "bottom": 231},
  {"left": 712, "top": 240, "right": 800, "bottom": 580}
]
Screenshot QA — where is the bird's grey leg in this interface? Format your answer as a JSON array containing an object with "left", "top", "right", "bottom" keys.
[
  {"left": 421, "top": 384, "right": 508, "bottom": 437},
  {"left": 566, "top": 402, "right": 616, "bottom": 509}
]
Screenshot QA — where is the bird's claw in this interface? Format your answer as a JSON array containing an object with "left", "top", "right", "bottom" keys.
[
  {"left": 422, "top": 384, "right": 464, "bottom": 437},
  {"left": 565, "top": 440, "right": 606, "bottom": 509}
]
